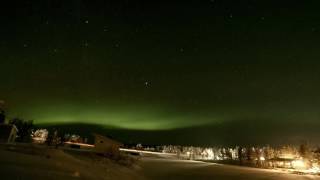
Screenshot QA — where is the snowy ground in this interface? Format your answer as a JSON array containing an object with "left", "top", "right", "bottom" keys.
[
  {"left": 0, "top": 144, "right": 143, "bottom": 180},
  {"left": 1, "top": 144, "right": 320, "bottom": 180},
  {"left": 137, "top": 157, "right": 320, "bottom": 180}
]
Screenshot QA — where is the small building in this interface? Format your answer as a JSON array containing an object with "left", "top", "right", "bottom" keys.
[
  {"left": 94, "top": 134, "right": 123, "bottom": 156},
  {"left": 0, "top": 124, "right": 18, "bottom": 143}
]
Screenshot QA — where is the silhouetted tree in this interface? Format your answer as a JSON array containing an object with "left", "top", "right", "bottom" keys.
[
  {"left": 313, "top": 147, "right": 320, "bottom": 161},
  {"left": 255, "top": 148, "right": 263, "bottom": 167},
  {"left": 264, "top": 146, "right": 275, "bottom": 160},
  {"left": 0, "top": 100, "right": 5, "bottom": 124},
  {"left": 226, "top": 148, "right": 233, "bottom": 160},
  {"left": 221, "top": 148, "right": 227, "bottom": 159},
  {"left": 299, "top": 144, "right": 311, "bottom": 159},
  {"left": 46, "top": 129, "right": 62, "bottom": 147},
  {"left": 238, "top": 147, "right": 244, "bottom": 165},
  {"left": 9, "top": 118, "right": 34, "bottom": 142},
  {"left": 46, "top": 132, "right": 53, "bottom": 146},
  {"left": 299, "top": 143, "right": 312, "bottom": 168},
  {"left": 52, "top": 130, "right": 61, "bottom": 148},
  {"left": 246, "top": 147, "right": 254, "bottom": 161},
  {"left": 0, "top": 110, "right": 5, "bottom": 124}
]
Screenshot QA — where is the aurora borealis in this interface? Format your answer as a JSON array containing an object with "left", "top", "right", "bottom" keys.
[
  {"left": 2, "top": 0, "right": 320, "bottom": 144},
  {"left": 12, "top": 100, "right": 221, "bottom": 130}
]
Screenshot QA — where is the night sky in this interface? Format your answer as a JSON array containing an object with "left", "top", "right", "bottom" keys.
[{"left": 1, "top": 0, "right": 320, "bottom": 145}]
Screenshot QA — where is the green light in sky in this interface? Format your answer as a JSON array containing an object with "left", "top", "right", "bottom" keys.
[{"left": 10, "top": 102, "right": 223, "bottom": 130}]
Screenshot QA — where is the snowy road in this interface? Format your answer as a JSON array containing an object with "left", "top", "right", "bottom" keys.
[{"left": 137, "top": 157, "right": 320, "bottom": 180}]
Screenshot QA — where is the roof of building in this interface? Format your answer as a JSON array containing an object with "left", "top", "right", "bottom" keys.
[{"left": 93, "top": 133, "right": 123, "bottom": 146}]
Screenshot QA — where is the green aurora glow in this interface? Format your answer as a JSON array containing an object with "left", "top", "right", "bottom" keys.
[{"left": 8, "top": 100, "right": 224, "bottom": 130}]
